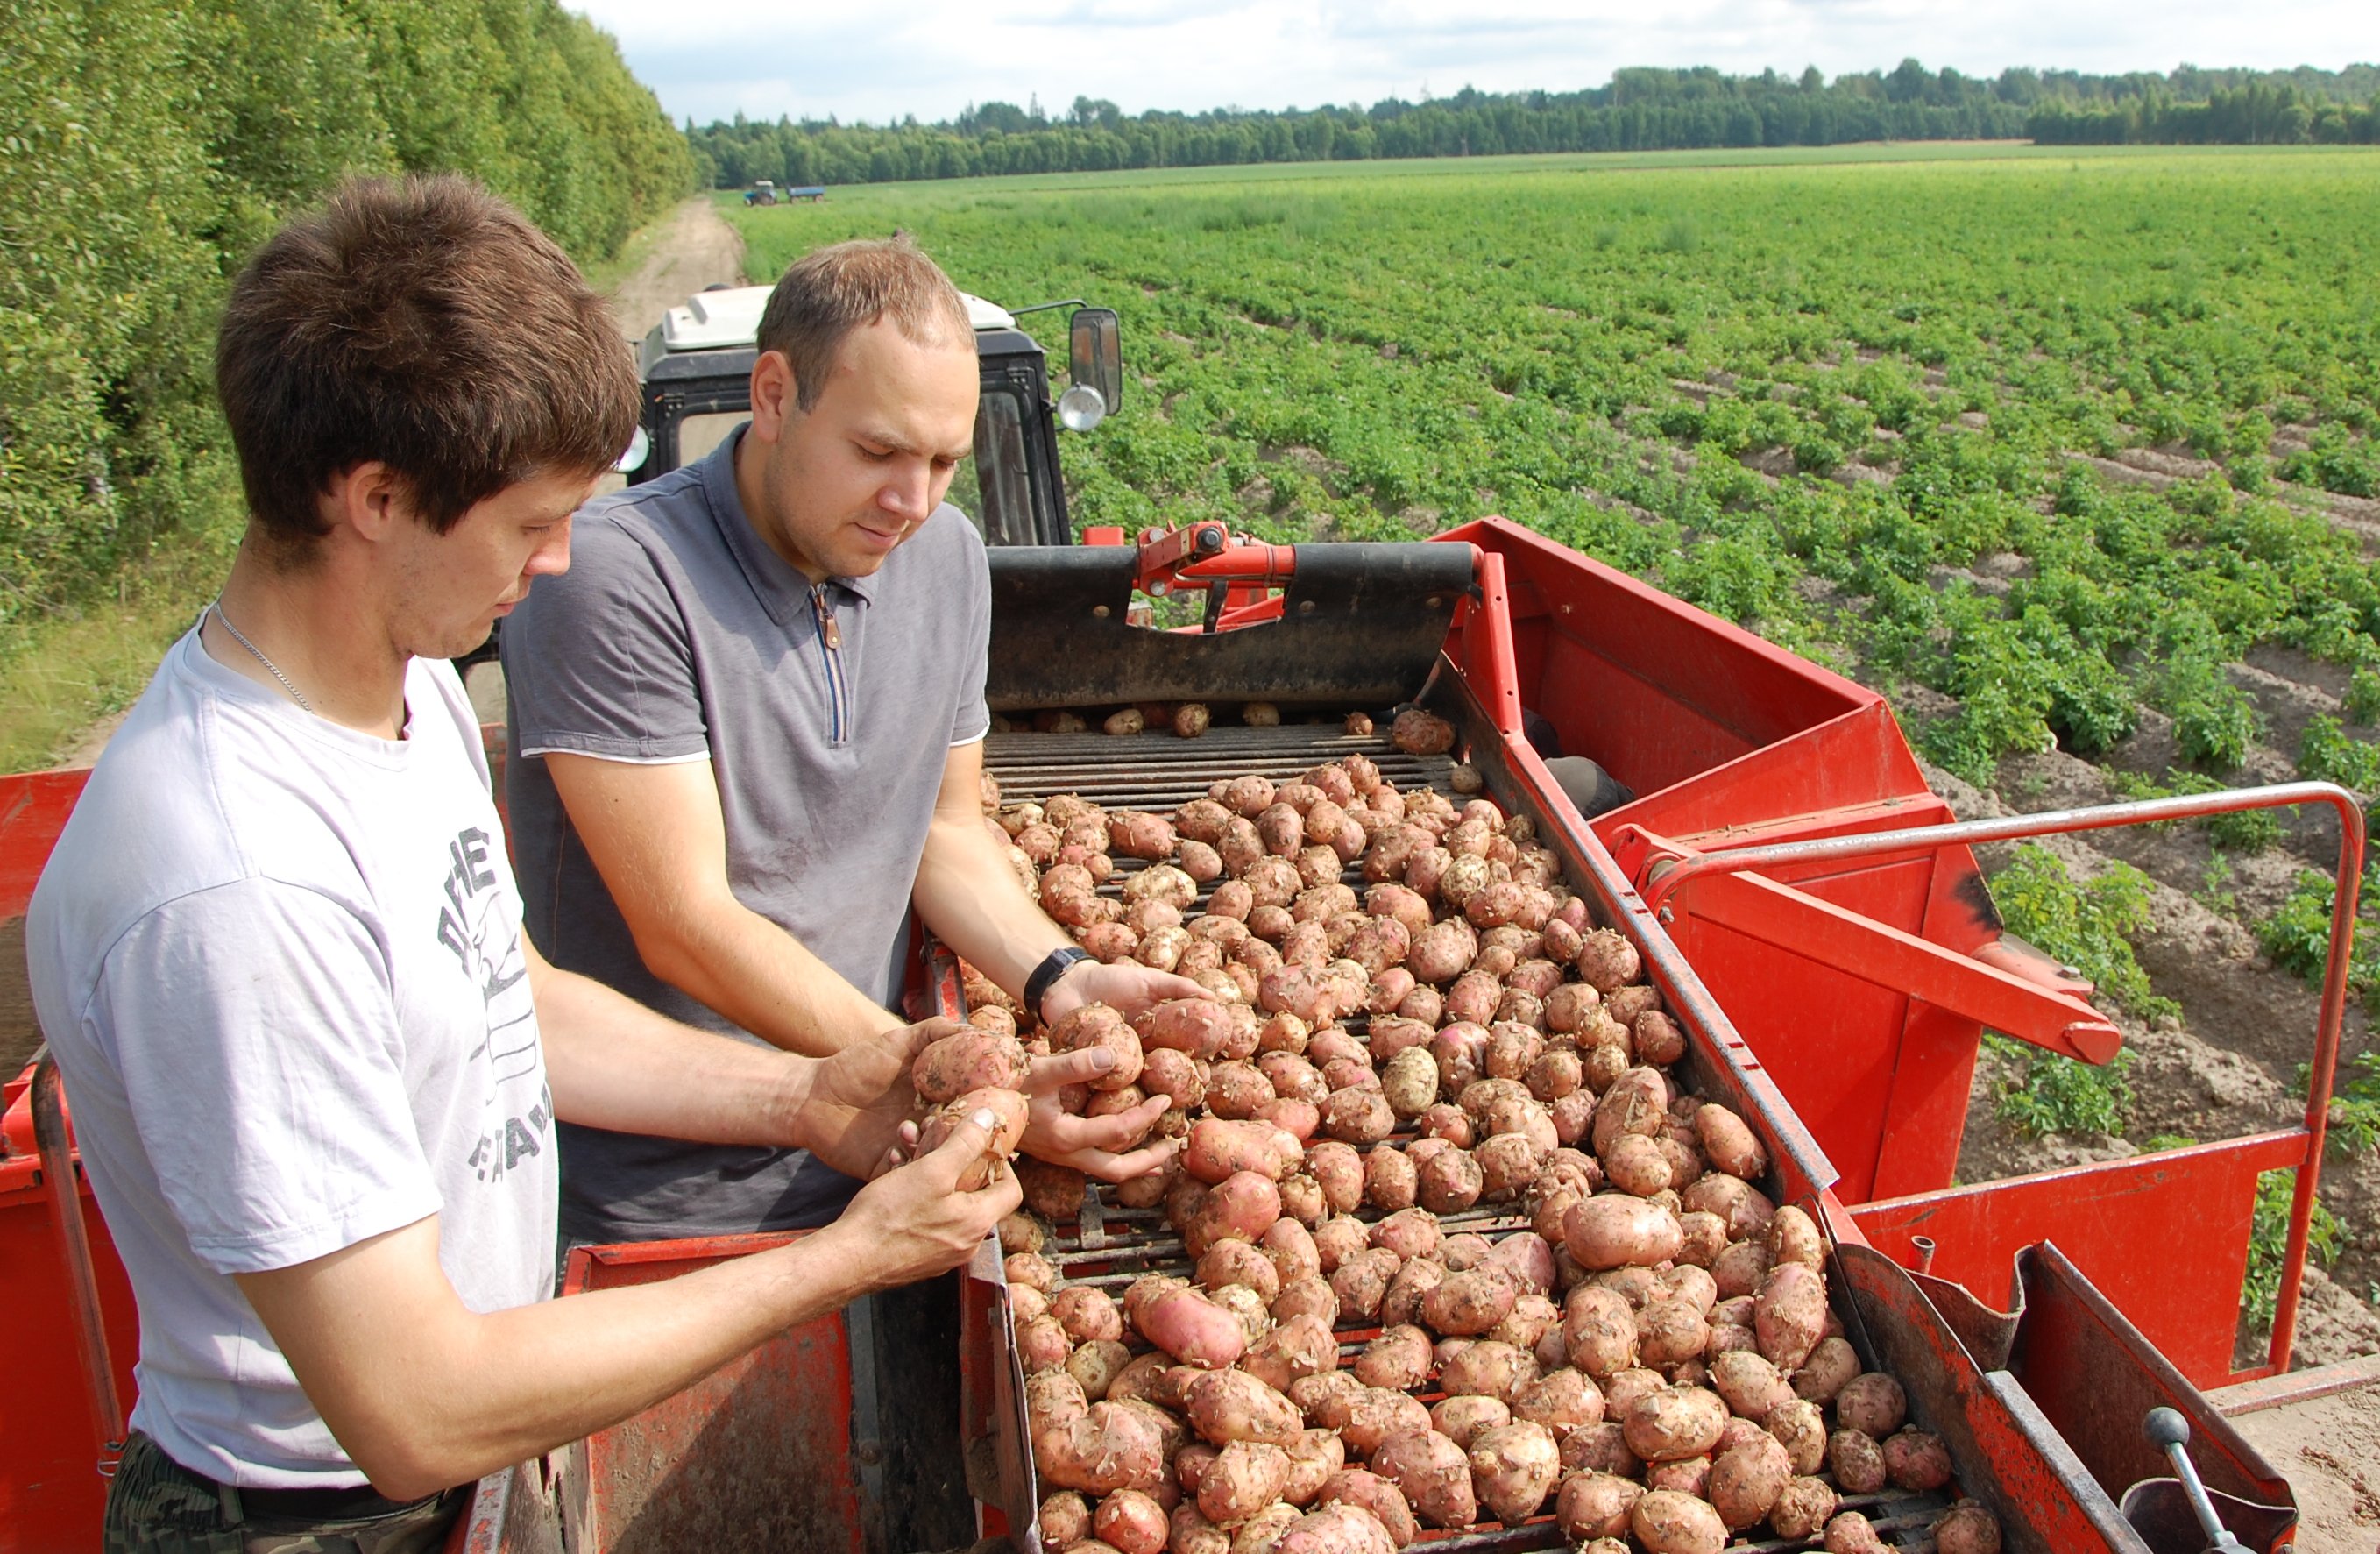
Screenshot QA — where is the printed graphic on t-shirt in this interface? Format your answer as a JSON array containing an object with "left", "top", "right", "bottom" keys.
[{"left": 436, "top": 825, "right": 551, "bottom": 1183}]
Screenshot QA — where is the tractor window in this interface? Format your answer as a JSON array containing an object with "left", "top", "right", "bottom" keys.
[
  {"left": 676, "top": 411, "right": 747, "bottom": 471},
  {"left": 956, "top": 386, "right": 1039, "bottom": 547}
]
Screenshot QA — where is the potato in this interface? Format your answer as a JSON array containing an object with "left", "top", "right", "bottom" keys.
[
  {"left": 1565, "top": 1195, "right": 1685, "bottom": 1270},
  {"left": 911, "top": 1027, "right": 1031, "bottom": 1104},
  {"left": 1439, "top": 1340, "right": 1538, "bottom": 1403},
  {"left": 1459, "top": 1421, "right": 1556, "bottom": 1524},
  {"left": 1230, "top": 1503, "right": 1300, "bottom": 1554},
  {"left": 1555, "top": 1472, "right": 1643, "bottom": 1543},
  {"left": 1339, "top": 1389, "right": 1433, "bottom": 1458},
  {"left": 1128, "top": 1003, "right": 1237, "bottom": 1067},
  {"left": 1559, "top": 1421, "right": 1641, "bottom": 1479},
  {"left": 917, "top": 1087, "right": 1032, "bottom": 1190},
  {"left": 1389, "top": 709, "right": 1456, "bottom": 756},
  {"left": 1332, "top": 1248, "right": 1401, "bottom": 1323},
  {"left": 1753, "top": 1262, "right": 1826, "bottom": 1370},
  {"left": 1093, "top": 1488, "right": 1170, "bottom": 1554},
  {"left": 1313, "top": 1213, "right": 1370, "bottom": 1272},
  {"left": 1562, "top": 1285, "right": 1640, "bottom": 1380},
  {"left": 1198, "top": 1440, "right": 1293, "bottom": 1525},
  {"left": 1622, "top": 1384, "right": 1728, "bottom": 1464},
  {"left": 1369, "top": 1209, "right": 1441, "bottom": 1262},
  {"left": 1767, "top": 1204, "right": 1824, "bottom": 1271},
  {"left": 1630, "top": 1489, "right": 1726, "bottom": 1554},
  {"left": 1644, "top": 1453, "right": 1711, "bottom": 1498},
  {"left": 1512, "top": 1366, "right": 1604, "bottom": 1439},
  {"left": 1273, "top": 1504, "right": 1395, "bottom": 1554},
  {"left": 1708, "top": 1432, "right": 1792, "bottom": 1530},
  {"left": 1318, "top": 1470, "right": 1419, "bottom": 1550},
  {"left": 1827, "top": 1429, "right": 1888, "bottom": 1494},
  {"left": 1572, "top": 929, "right": 1641, "bottom": 993},
  {"left": 1200, "top": 1241, "right": 1284, "bottom": 1304},
  {"left": 1273, "top": 1274, "right": 1339, "bottom": 1328},
  {"left": 1824, "top": 1511, "right": 1891, "bottom": 1554},
  {"left": 1018, "top": 1313, "right": 1075, "bottom": 1374},
  {"left": 1053, "top": 1285, "right": 1126, "bottom": 1345},
  {"left": 1634, "top": 1297, "right": 1709, "bottom": 1370},
  {"left": 1483, "top": 1231, "right": 1557, "bottom": 1297},
  {"left": 1355, "top": 1325, "right": 1435, "bottom": 1392},
  {"left": 1882, "top": 1426, "right": 1952, "bottom": 1491},
  {"left": 1770, "top": 1476, "right": 1838, "bottom": 1541},
  {"left": 1474, "top": 1133, "right": 1545, "bottom": 1199},
  {"left": 1323, "top": 1089, "right": 1397, "bottom": 1145},
  {"left": 1710, "top": 1239, "right": 1770, "bottom": 1301},
  {"left": 1766, "top": 1398, "right": 1827, "bottom": 1476},
  {"left": 1188, "top": 1369, "right": 1304, "bottom": 1449},
  {"left": 1370, "top": 1430, "right": 1475, "bottom": 1529},
  {"left": 1380, "top": 1260, "right": 1445, "bottom": 1330},
  {"left": 1281, "top": 1429, "right": 1348, "bottom": 1508},
  {"left": 1630, "top": 1011, "right": 1687, "bottom": 1066},
  {"left": 1361, "top": 1146, "right": 1418, "bottom": 1213},
  {"left": 1126, "top": 864, "right": 1200, "bottom": 912},
  {"left": 1679, "top": 1174, "right": 1775, "bottom": 1244},
  {"left": 1424, "top": 1267, "right": 1519, "bottom": 1337},
  {"left": 1933, "top": 1503, "right": 2002, "bottom": 1554},
  {"left": 1035, "top": 1401, "right": 1168, "bottom": 1494},
  {"left": 1600, "top": 1132, "right": 1673, "bottom": 1197},
  {"left": 1136, "top": 1288, "right": 1249, "bottom": 1371},
  {"left": 1172, "top": 703, "right": 1213, "bottom": 740},
  {"left": 1042, "top": 1489, "right": 1095, "bottom": 1546},
  {"left": 1050, "top": 1004, "right": 1145, "bottom": 1093},
  {"left": 1185, "top": 1120, "right": 1304, "bottom": 1185},
  {"left": 1709, "top": 1351, "right": 1795, "bottom": 1423},
  {"left": 1424, "top": 1395, "right": 1506, "bottom": 1451},
  {"left": 1834, "top": 1371, "right": 1907, "bottom": 1437},
  {"left": 1105, "top": 707, "right": 1147, "bottom": 736}
]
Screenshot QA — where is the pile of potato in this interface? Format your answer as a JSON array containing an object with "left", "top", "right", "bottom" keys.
[{"left": 937, "top": 740, "right": 2002, "bottom": 1554}]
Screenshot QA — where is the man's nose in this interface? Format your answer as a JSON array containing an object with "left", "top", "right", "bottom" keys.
[
  {"left": 880, "top": 464, "right": 932, "bottom": 520},
  {"left": 530, "top": 517, "right": 573, "bottom": 578}
]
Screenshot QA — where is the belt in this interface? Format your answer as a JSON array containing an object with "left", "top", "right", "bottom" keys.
[{"left": 232, "top": 1480, "right": 454, "bottom": 1521}]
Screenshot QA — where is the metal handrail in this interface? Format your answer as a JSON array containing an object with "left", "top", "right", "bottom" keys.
[
  {"left": 1627, "top": 780, "right": 2364, "bottom": 1374},
  {"left": 28, "top": 1046, "right": 125, "bottom": 1475}
]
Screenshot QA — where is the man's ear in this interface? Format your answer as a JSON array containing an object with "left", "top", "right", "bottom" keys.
[
  {"left": 748, "top": 350, "right": 798, "bottom": 443},
  {"left": 321, "top": 462, "right": 405, "bottom": 543}
]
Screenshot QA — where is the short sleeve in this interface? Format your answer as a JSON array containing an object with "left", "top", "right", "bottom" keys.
[
  {"left": 949, "top": 518, "right": 992, "bottom": 747},
  {"left": 502, "top": 514, "right": 710, "bottom": 763},
  {"left": 90, "top": 880, "right": 439, "bottom": 1274}
]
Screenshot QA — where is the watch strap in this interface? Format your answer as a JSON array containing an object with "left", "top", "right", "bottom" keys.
[{"left": 1024, "top": 945, "right": 1094, "bottom": 1021}]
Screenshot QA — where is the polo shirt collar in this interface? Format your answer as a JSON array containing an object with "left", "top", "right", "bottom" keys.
[{"left": 700, "top": 428, "right": 880, "bottom": 629}]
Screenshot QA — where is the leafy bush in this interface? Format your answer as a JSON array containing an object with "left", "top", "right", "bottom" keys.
[
  {"left": 2295, "top": 1050, "right": 2380, "bottom": 1155},
  {"left": 2281, "top": 424, "right": 2380, "bottom": 498},
  {"left": 2242, "top": 1168, "right": 2343, "bottom": 1325},
  {"left": 2346, "top": 667, "right": 2380, "bottom": 725},
  {"left": 1988, "top": 1034, "right": 2136, "bottom": 1138},
  {"left": 2299, "top": 713, "right": 2380, "bottom": 791},
  {"left": 1989, "top": 845, "right": 2178, "bottom": 1019}
]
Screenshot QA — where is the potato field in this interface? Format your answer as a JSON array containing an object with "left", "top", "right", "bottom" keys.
[{"left": 733, "top": 142, "right": 2380, "bottom": 1363}]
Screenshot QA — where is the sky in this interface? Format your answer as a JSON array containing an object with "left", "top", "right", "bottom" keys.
[{"left": 573, "top": 0, "right": 2380, "bottom": 129}]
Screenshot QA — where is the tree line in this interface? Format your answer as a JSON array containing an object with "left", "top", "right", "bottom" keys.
[
  {"left": 686, "top": 61, "right": 2380, "bottom": 190},
  {"left": 0, "top": 0, "right": 693, "bottom": 631}
]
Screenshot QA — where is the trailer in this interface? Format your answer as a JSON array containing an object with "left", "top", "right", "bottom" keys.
[{"left": 4, "top": 517, "right": 2362, "bottom": 1552}]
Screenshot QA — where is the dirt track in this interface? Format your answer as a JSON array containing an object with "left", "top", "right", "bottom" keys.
[{"left": 606, "top": 197, "right": 746, "bottom": 343}]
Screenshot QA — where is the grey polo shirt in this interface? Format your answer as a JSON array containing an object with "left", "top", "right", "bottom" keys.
[{"left": 502, "top": 427, "right": 992, "bottom": 1243}]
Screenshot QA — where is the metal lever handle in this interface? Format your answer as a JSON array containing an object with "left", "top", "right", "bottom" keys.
[{"left": 2143, "top": 1408, "right": 2249, "bottom": 1552}]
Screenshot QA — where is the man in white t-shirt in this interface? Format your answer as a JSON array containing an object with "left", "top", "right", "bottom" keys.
[{"left": 25, "top": 176, "right": 1080, "bottom": 1554}]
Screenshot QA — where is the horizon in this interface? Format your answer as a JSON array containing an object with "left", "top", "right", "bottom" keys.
[{"left": 569, "top": 0, "right": 2380, "bottom": 131}]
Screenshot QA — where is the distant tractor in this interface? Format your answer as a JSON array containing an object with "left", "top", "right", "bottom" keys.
[
  {"left": 741, "top": 181, "right": 826, "bottom": 206},
  {"left": 743, "top": 180, "right": 776, "bottom": 206}
]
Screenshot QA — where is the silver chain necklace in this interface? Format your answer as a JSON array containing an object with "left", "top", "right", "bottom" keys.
[{"left": 211, "top": 601, "right": 314, "bottom": 713}]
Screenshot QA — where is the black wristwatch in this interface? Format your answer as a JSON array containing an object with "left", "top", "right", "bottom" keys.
[{"left": 1025, "top": 946, "right": 1094, "bottom": 1022}]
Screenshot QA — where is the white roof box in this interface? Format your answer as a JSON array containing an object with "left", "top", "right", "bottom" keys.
[{"left": 651, "top": 285, "right": 1016, "bottom": 356}]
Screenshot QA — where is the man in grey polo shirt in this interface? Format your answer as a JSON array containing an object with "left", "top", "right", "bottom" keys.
[{"left": 503, "top": 238, "right": 1194, "bottom": 1247}]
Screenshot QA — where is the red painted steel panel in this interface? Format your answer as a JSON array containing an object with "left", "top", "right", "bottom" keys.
[{"left": 1852, "top": 1134, "right": 2307, "bottom": 1389}]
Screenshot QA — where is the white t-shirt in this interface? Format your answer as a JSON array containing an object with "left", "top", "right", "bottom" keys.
[{"left": 25, "top": 628, "right": 557, "bottom": 1487}]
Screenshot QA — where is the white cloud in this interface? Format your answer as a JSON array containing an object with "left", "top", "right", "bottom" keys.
[{"left": 574, "top": 0, "right": 2379, "bottom": 127}]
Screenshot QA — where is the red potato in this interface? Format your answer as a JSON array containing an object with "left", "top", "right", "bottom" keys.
[
  {"left": 1207, "top": 1061, "right": 1278, "bottom": 1120},
  {"left": 1424, "top": 1267, "right": 1519, "bottom": 1337},
  {"left": 1339, "top": 1389, "right": 1434, "bottom": 1458},
  {"left": 1631, "top": 1489, "right": 1726, "bottom": 1554},
  {"left": 1512, "top": 1366, "right": 1604, "bottom": 1438},
  {"left": 1560, "top": 1421, "right": 1641, "bottom": 1480},
  {"left": 1244, "top": 1313, "right": 1341, "bottom": 1394},
  {"left": 1634, "top": 1298, "right": 1710, "bottom": 1370},
  {"left": 1933, "top": 1503, "right": 2003, "bottom": 1554},
  {"left": 1210, "top": 878, "right": 1257, "bottom": 921},
  {"left": 1229, "top": 1504, "right": 1301, "bottom": 1554},
  {"left": 1371, "top": 1431, "right": 1476, "bottom": 1529},
  {"left": 1009, "top": 1252, "right": 1058, "bottom": 1294},
  {"left": 1543, "top": 982, "right": 1602, "bottom": 1033},
  {"left": 1362, "top": 1146, "right": 1419, "bottom": 1212},
  {"left": 1771, "top": 1477, "right": 1838, "bottom": 1542},
  {"left": 1042, "top": 864, "right": 1108, "bottom": 927},
  {"left": 1182, "top": 1172, "right": 1285, "bottom": 1259},
  {"left": 1406, "top": 919, "right": 1476, "bottom": 985},
  {"left": 1135, "top": 997, "right": 1241, "bottom": 1061},
  {"left": 1370, "top": 1208, "right": 1441, "bottom": 1262},
  {"left": 1017, "top": 1314, "right": 1073, "bottom": 1374},
  {"left": 1319, "top": 1471, "right": 1420, "bottom": 1549},
  {"left": 1185, "top": 1119, "right": 1304, "bottom": 1184},
  {"left": 1766, "top": 1400, "right": 1828, "bottom": 1476},
  {"left": 1200, "top": 1240, "right": 1284, "bottom": 1302},
  {"left": 1708, "top": 1433, "right": 1793, "bottom": 1530},
  {"left": 1428, "top": 1395, "right": 1510, "bottom": 1450},
  {"left": 1106, "top": 707, "right": 1147, "bottom": 736},
  {"left": 1709, "top": 1351, "right": 1795, "bottom": 1423},
  {"left": 1273, "top": 1505, "right": 1396, "bottom": 1554},
  {"left": 1197, "top": 1440, "right": 1293, "bottom": 1526},
  {"left": 1050, "top": 1004, "right": 1145, "bottom": 1093},
  {"left": 1323, "top": 1089, "right": 1396, "bottom": 1146},
  {"left": 1261, "top": 1217, "right": 1323, "bottom": 1283},
  {"left": 1679, "top": 1174, "right": 1774, "bottom": 1244},
  {"left": 1767, "top": 1204, "right": 1824, "bottom": 1270},
  {"left": 911, "top": 1027, "right": 1031, "bottom": 1104},
  {"left": 1566, "top": 1196, "right": 1685, "bottom": 1270},
  {"left": 1572, "top": 929, "right": 1641, "bottom": 993},
  {"left": 1389, "top": 709, "right": 1456, "bottom": 756},
  {"left": 1555, "top": 1472, "right": 1643, "bottom": 1543},
  {"left": 1097, "top": 1489, "right": 1171, "bottom": 1554},
  {"left": 1380, "top": 1260, "right": 1445, "bottom": 1330},
  {"left": 917, "top": 1088, "right": 1031, "bottom": 1190},
  {"left": 1439, "top": 1341, "right": 1539, "bottom": 1404},
  {"left": 1622, "top": 1386, "right": 1729, "bottom": 1463},
  {"left": 1834, "top": 1372, "right": 1908, "bottom": 1437},
  {"left": 1106, "top": 1352, "right": 1175, "bottom": 1409},
  {"left": 1313, "top": 1214, "right": 1371, "bottom": 1272},
  {"left": 1753, "top": 1262, "right": 1826, "bottom": 1371},
  {"left": 1307, "top": 1145, "right": 1366, "bottom": 1217},
  {"left": 1416, "top": 1148, "right": 1484, "bottom": 1214},
  {"left": 1332, "top": 1247, "right": 1402, "bottom": 1323},
  {"left": 1034, "top": 1401, "right": 1169, "bottom": 1494},
  {"left": 1710, "top": 1240, "right": 1770, "bottom": 1302},
  {"left": 1189, "top": 1369, "right": 1304, "bottom": 1448},
  {"left": 1824, "top": 1511, "right": 1892, "bottom": 1554},
  {"left": 1675, "top": 1211, "right": 1728, "bottom": 1270},
  {"left": 1563, "top": 1286, "right": 1640, "bottom": 1380},
  {"left": 1291, "top": 1372, "right": 1368, "bottom": 1431},
  {"left": 1052, "top": 1285, "right": 1126, "bottom": 1345},
  {"left": 1693, "top": 1103, "right": 1768, "bottom": 1181},
  {"left": 1082, "top": 923, "right": 1142, "bottom": 963},
  {"left": 1135, "top": 1288, "right": 1249, "bottom": 1371},
  {"left": 1355, "top": 1325, "right": 1436, "bottom": 1391},
  {"left": 1042, "top": 1490, "right": 1094, "bottom": 1546},
  {"left": 1274, "top": 1274, "right": 1340, "bottom": 1328},
  {"left": 1454, "top": 1423, "right": 1554, "bottom": 1528},
  {"left": 1882, "top": 1427, "right": 1953, "bottom": 1492},
  {"left": 1482, "top": 1231, "right": 1557, "bottom": 1297}
]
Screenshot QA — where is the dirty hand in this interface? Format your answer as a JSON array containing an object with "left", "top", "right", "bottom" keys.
[
  {"left": 1038, "top": 961, "right": 1209, "bottom": 1024},
  {"left": 794, "top": 1017, "right": 965, "bottom": 1180},
  {"left": 1017, "top": 1046, "right": 1181, "bottom": 1183},
  {"left": 829, "top": 1109, "right": 1023, "bottom": 1291}
]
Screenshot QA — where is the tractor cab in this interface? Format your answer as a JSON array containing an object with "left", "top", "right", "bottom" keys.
[{"left": 618, "top": 283, "right": 1121, "bottom": 549}]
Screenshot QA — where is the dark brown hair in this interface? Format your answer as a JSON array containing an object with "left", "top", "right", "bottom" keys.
[
  {"left": 215, "top": 175, "right": 638, "bottom": 549},
  {"left": 756, "top": 237, "right": 974, "bottom": 411}
]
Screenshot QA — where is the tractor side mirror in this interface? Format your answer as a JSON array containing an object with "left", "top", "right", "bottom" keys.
[{"left": 1063, "top": 307, "right": 1123, "bottom": 431}]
